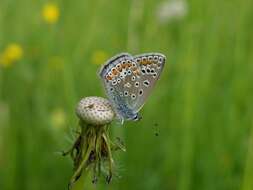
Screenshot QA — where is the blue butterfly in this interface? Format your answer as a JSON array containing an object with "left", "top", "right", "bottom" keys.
[{"left": 99, "top": 53, "right": 166, "bottom": 123}]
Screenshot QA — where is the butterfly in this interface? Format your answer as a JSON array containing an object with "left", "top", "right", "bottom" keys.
[{"left": 99, "top": 53, "right": 166, "bottom": 123}]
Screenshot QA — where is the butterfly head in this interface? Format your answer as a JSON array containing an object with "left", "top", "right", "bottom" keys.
[
  {"left": 117, "top": 112, "right": 142, "bottom": 125},
  {"left": 132, "top": 113, "right": 142, "bottom": 121}
]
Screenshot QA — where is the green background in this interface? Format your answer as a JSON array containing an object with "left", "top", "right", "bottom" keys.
[{"left": 0, "top": 0, "right": 253, "bottom": 189}]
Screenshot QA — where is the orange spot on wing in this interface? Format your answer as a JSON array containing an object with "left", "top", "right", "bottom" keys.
[
  {"left": 112, "top": 68, "right": 118, "bottom": 76},
  {"left": 122, "top": 63, "right": 127, "bottom": 69},
  {"left": 106, "top": 75, "right": 112, "bottom": 81},
  {"left": 133, "top": 69, "right": 140, "bottom": 76},
  {"left": 131, "top": 66, "right": 138, "bottom": 71},
  {"left": 147, "top": 60, "right": 153, "bottom": 64},
  {"left": 116, "top": 65, "right": 122, "bottom": 72}
]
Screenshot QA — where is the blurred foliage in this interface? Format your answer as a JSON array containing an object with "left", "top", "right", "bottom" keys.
[{"left": 0, "top": 0, "right": 253, "bottom": 190}]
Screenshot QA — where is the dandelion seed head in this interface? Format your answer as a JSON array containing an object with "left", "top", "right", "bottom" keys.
[{"left": 76, "top": 97, "right": 115, "bottom": 125}]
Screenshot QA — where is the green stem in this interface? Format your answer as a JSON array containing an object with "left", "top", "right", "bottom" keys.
[
  {"left": 102, "top": 132, "right": 113, "bottom": 182},
  {"left": 241, "top": 119, "right": 253, "bottom": 190},
  {"left": 71, "top": 169, "right": 90, "bottom": 190}
]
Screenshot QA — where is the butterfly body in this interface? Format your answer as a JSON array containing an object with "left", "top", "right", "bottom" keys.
[{"left": 99, "top": 52, "right": 166, "bottom": 123}]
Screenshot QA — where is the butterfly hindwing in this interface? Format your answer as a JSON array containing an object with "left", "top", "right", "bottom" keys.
[{"left": 131, "top": 53, "right": 166, "bottom": 111}]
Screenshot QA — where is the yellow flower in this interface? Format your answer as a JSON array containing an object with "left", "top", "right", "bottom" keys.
[
  {"left": 42, "top": 3, "right": 59, "bottom": 24},
  {"left": 50, "top": 108, "right": 66, "bottom": 129},
  {"left": 91, "top": 50, "right": 109, "bottom": 65},
  {"left": 0, "top": 43, "right": 23, "bottom": 67}
]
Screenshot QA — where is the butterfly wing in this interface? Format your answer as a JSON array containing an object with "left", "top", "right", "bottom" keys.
[
  {"left": 99, "top": 53, "right": 140, "bottom": 121},
  {"left": 99, "top": 52, "right": 166, "bottom": 121},
  {"left": 129, "top": 53, "right": 166, "bottom": 112}
]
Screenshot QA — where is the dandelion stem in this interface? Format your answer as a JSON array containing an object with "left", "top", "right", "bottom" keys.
[
  {"left": 102, "top": 132, "right": 113, "bottom": 183},
  {"left": 68, "top": 134, "right": 93, "bottom": 189}
]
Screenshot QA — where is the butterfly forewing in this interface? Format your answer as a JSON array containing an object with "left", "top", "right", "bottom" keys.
[{"left": 99, "top": 53, "right": 139, "bottom": 120}]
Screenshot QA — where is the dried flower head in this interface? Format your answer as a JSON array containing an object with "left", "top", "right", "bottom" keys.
[{"left": 76, "top": 97, "right": 115, "bottom": 125}]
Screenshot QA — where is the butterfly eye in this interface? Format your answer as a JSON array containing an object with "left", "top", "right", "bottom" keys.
[
  {"left": 131, "top": 76, "right": 136, "bottom": 81},
  {"left": 127, "top": 70, "right": 132, "bottom": 75},
  {"left": 153, "top": 73, "right": 157, "bottom": 78},
  {"left": 135, "top": 82, "right": 139, "bottom": 87},
  {"left": 136, "top": 58, "right": 141, "bottom": 63},
  {"left": 124, "top": 91, "right": 129, "bottom": 96},
  {"left": 154, "top": 56, "right": 158, "bottom": 61},
  {"left": 122, "top": 60, "right": 126, "bottom": 64},
  {"left": 133, "top": 114, "right": 139, "bottom": 121},
  {"left": 159, "top": 56, "right": 164, "bottom": 62},
  {"left": 109, "top": 87, "right": 114, "bottom": 92},
  {"left": 108, "top": 72, "right": 113, "bottom": 77},
  {"left": 150, "top": 68, "right": 155, "bottom": 73},
  {"left": 127, "top": 60, "right": 131, "bottom": 64},
  {"left": 117, "top": 78, "right": 121, "bottom": 83}
]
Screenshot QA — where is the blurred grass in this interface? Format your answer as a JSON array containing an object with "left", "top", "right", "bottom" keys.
[{"left": 0, "top": 0, "right": 253, "bottom": 190}]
